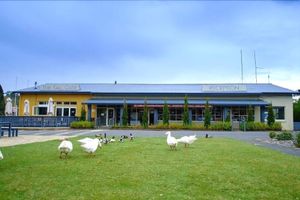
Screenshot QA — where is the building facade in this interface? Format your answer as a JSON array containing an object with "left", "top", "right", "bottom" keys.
[{"left": 16, "top": 83, "right": 297, "bottom": 130}]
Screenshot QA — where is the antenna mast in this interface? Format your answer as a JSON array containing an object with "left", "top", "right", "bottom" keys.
[
  {"left": 254, "top": 51, "right": 258, "bottom": 83},
  {"left": 240, "top": 49, "right": 244, "bottom": 83}
]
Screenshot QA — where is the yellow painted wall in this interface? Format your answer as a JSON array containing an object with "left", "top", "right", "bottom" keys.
[{"left": 18, "top": 93, "right": 94, "bottom": 118}]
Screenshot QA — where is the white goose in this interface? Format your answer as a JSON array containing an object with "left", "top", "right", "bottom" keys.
[
  {"left": 81, "top": 138, "right": 101, "bottom": 156},
  {"left": 58, "top": 139, "right": 73, "bottom": 159},
  {"left": 165, "top": 131, "right": 178, "bottom": 150},
  {"left": 0, "top": 150, "right": 3, "bottom": 160},
  {"left": 78, "top": 137, "right": 102, "bottom": 148},
  {"left": 78, "top": 137, "right": 94, "bottom": 144},
  {"left": 177, "top": 135, "right": 197, "bottom": 147}
]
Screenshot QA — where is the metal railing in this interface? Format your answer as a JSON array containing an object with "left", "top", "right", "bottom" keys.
[{"left": 0, "top": 116, "right": 79, "bottom": 127}]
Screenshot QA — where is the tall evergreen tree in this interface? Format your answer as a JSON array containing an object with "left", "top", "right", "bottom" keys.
[
  {"left": 0, "top": 85, "right": 5, "bottom": 116},
  {"left": 122, "top": 99, "right": 128, "bottom": 126},
  {"left": 204, "top": 100, "right": 211, "bottom": 129},
  {"left": 162, "top": 99, "right": 169, "bottom": 126},
  {"left": 225, "top": 111, "right": 231, "bottom": 122},
  {"left": 267, "top": 104, "right": 275, "bottom": 126},
  {"left": 142, "top": 99, "right": 148, "bottom": 128},
  {"left": 247, "top": 105, "right": 255, "bottom": 122},
  {"left": 80, "top": 107, "right": 86, "bottom": 121},
  {"left": 183, "top": 95, "right": 190, "bottom": 127},
  {"left": 294, "top": 99, "right": 300, "bottom": 122}
]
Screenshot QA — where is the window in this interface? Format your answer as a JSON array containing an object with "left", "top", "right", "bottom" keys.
[
  {"left": 70, "top": 102, "right": 77, "bottom": 105},
  {"left": 231, "top": 106, "right": 247, "bottom": 121},
  {"left": 273, "top": 107, "right": 285, "bottom": 120},
  {"left": 39, "top": 101, "right": 47, "bottom": 105},
  {"left": 191, "top": 108, "right": 204, "bottom": 121},
  {"left": 70, "top": 108, "right": 76, "bottom": 116},
  {"left": 63, "top": 108, "right": 70, "bottom": 116},
  {"left": 56, "top": 108, "right": 62, "bottom": 116},
  {"left": 34, "top": 106, "right": 47, "bottom": 115},
  {"left": 169, "top": 108, "right": 183, "bottom": 121},
  {"left": 56, "top": 107, "right": 76, "bottom": 117},
  {"left": 56, "top": 102, "right": 62, "bottom": 105}
]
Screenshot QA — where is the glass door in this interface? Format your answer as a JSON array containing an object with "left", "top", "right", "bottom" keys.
[{"left": 97, "top": 107, "right": 107, "bottom": 126}]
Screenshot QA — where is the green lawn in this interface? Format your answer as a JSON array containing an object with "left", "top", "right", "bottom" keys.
[{"left": 0, "top": 137, "right": 299, "bottom": 200}]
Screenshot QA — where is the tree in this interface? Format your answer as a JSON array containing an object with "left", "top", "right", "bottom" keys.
[
  {"left": 294, "top": 99, "right": 300, "bottom": 122},
  {"left": 162, "top": 99, "right": 169, "bottom": 126},
  {"left": 0, "top": 85, "right": 4, "bottom": 116},
  {"left": 122, "top": 99, "right": 128, "bottom": 126},
  {"left": 183, "top": 95, "right": 190, "bottom": 127},
  {"left": 247, "top": 105, "right": 255, "bottom": 122},
  {"left": 80, "top": 107, "right": 86, "bottom": 121},
  {"left": 204, "top": 100, "right": 211, "bottom": 129},
  {"left": 225, "top": 110, "right": 231, "bottom": 122},
  {"left": 267, "top": 104, "right": 275, "bottom": 126},
  {"left": 142, "top": 99, "right": 148, "bottom": 128}
]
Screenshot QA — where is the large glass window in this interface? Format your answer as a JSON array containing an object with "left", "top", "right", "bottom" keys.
[
  {"left": 169, "top": 108, "right": 183, "bottom": 121},
  {"left": 63, "top": 108, "right": 70, "bottom": 116},
  {"left": 231, "top": 106, "right": 247, "bottom": 121},
  {"left": 273, "top": 107, "right": 285, "bottom": 120},
  {"left": 56, "top": 107, "right": 76, "bottom": 117},
  {"left": 70, "top": 108, "right": 76, "bottom": 117},
  {"left": 56, "top": 108, "right": 62, "bottom": 116},
  {"left": 191, "top": 108, "right": 204, "bottom": 121},
  {"left": 212, "top": 106, "right": 223, "bottom": 121},
  {"left": 38, "top": 107, "right": 47, "bottom": 115}
]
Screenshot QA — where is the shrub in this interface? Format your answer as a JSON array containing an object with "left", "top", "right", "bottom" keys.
[
  {"left": 210, "top": 122, "right": 231, "bottom": 131},
  {"left": 142, "top": 100, "right": 148, "bottom": 128},
  {"left": 267, "top": 105, "right": 275, "bottom": 127},
  {"left": 204, "top": 101, "right": 211, "bottom": 129},
  {"left": 269, "top": 131, "right": 277, "bottom": 139},
  {"left": 240, "top": 122, "right": 269, "bottom": 131},
  {"left": 183, "top": 95, "right": 190, "bottom": 127},
  {"left": 270, "top": 122, "right": 282, "bottom": 131},
  {"left": 162, "top": 100, "right": 169, "bottom": 126},
  {"left": 122, "top": 99, "right": 128, "bottom": 127},
  {"left": 276, "top": 131, "right": 293, "bottom": 141},
  {"left": 294, "top": 133, "right": 300, "bottom": 148},
  {"left": 247, "top": 106, "right": 254, "bottom": 122},
  {"left": 80, "top": 107, "right": 86, "bottom": 121},
  {"left": 70, "top": 121, "right": 94, "bottom": 129}
]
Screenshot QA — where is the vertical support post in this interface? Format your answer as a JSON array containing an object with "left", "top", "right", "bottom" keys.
[{"left": 87, "top": 104, "right": 92, "bottom": 122}]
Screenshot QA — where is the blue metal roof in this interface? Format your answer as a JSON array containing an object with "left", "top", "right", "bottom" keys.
[
  {"left": 84, "top": 98, "right": 269, "bottom": 106},
  {"left": 16, "top": 83, "right": 297, "bottom": 95}
]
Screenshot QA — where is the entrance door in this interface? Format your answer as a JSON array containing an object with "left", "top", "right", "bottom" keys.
[
  {"left": 149, "top": 109, "right": 155, "bottom": 125},
  {"left": 107, "top": 108, "right": 115, "bottom": 126},
  {"left": 97, "top": 108, "right": 107, "bottom": 126}
]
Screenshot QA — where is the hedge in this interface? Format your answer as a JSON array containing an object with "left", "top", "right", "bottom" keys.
[
  {"left": 70, "top": 121, "right": 94, "bottom": 129},
  {"left": 240, "top": 122, "right": 282, "bottom": 131}
]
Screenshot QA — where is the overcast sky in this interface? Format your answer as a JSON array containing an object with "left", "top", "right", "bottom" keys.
[{"left": 0, "top": 1, "right": 299, "bottom": 92}]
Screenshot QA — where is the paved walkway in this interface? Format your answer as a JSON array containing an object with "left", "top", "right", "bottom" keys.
[{"left": 1, "top": 129, "right": 300, "bottom": 157}]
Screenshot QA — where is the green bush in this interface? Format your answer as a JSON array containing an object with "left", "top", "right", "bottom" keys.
[
  {"left": 269, "top": 131, "right": 277, "bottom": 139},
  {"left": 209, "top": 122, "right": 232, "bottom": 131},
  {"left": 276, "top": 131, "right": 293, "bottom": 141},
  {"left": 294, "top": 133, "right": 300, "bottom": 148},
  {"left": 240, "top": 122, "right": 281, "bottom": 131},
  {"left": 270, "top": 122, "right": 282, "bottom": 131},
  {"left": 240, "top": 122, "right": 269, "bottom": 131},
  {"left": 70, "top": 121, "right": 94, "bottom": 129}
]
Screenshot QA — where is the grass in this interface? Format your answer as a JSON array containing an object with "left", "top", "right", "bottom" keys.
[{"left": 0, "top": 137, "right": 300, "bottom": 199}]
